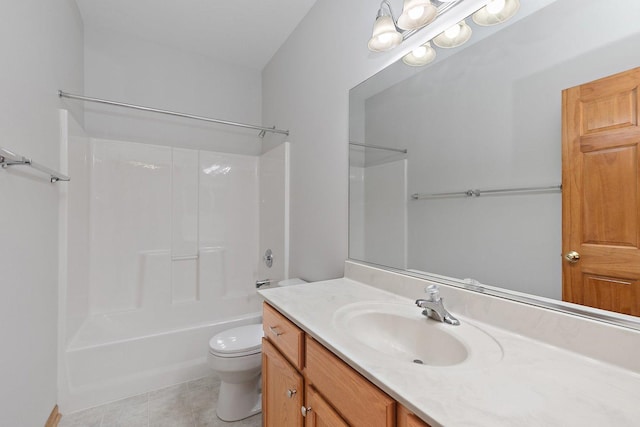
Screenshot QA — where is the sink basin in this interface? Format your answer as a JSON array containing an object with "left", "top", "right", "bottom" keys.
[{"left": 333, "top": 301, "right": 503, "bottom": 367}]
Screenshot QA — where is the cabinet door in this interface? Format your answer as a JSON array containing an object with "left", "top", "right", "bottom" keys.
[
  {"left": 263, "top": 338, "right": 304, "bottom": 427},
  {"left": 305, "top": 336, "right": 395, "bottom": 426},
  {"left": 397, "top": 404, "right": 432, "bottom": 427},
  {"left": 304, "top": 385, "right": 349, "bottom": 427}
]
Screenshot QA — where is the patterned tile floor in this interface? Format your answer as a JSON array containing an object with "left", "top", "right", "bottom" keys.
[{"left": 59, "top": 375, "right": 262, "bottom": 427}]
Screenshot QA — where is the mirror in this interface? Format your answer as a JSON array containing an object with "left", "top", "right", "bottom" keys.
[{"left": 349, "top": 0, "right": 640, "bottom": 327}]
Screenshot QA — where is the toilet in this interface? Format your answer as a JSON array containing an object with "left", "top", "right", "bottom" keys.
[
  {"left": 208, "top": 278, "right": 307, "bottom": 421},
  {"left": 208, "top": 324, "right": 264, "bottom": 421}
]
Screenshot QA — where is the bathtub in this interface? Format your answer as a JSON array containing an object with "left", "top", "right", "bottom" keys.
[
  {"left": 58, "top": 311, "right": 261, "bottom": 413},
  {"left": 58, "top": 111, "right": 285, "bottom": 413}
]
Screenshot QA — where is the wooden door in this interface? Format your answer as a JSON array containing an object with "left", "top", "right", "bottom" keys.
[
  {"left": 262, "top": 338, "right": 304, "bottom": 427},
  {"left": 303, "top": 385, "right": 349, "bottom": 427},
  {"left": 562, "top": 67, "right": 640, "bottom": 316}
]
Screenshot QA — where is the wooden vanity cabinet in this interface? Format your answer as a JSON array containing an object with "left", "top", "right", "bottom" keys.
[{"left": 263, "top": 302, "right": 426, "bottom": 427}]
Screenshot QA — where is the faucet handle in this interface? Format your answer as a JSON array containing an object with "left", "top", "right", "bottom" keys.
[{"left": 425, "top": 284, "right": 440, "bottom": 301}]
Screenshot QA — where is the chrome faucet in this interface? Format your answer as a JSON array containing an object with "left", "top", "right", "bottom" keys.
[
  {"left": 256, "top": 279, "right": 271, "bottom": 289},
  {"left": 415, "top": 285, "right": 460, "bottom": 326}
]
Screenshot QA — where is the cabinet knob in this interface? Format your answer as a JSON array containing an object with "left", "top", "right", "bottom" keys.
[
  {"left": 301, "top": 406, "right": 312, "bottom": 417},
  {"left": 286, "top": 389, "right": 297, "bottom": 398},
  {"left": 269, "top": 326, "right": 283, "bottom": 337}
]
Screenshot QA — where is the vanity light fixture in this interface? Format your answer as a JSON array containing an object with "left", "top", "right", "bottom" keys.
[
  {"left": 432, "top": 19, "right": 472, "bottom": 48},
  {"left": 368, "top": 0, "right": 443, "bottom": 52},
  {"left": 368, "top": 0, "right": 520, "bottom": 62},
  {"left": 402, "top": 42, "right": 436, "bottom": 66},
  {"left": 472, "top": 0, "right": 520, "bottom": 26}
]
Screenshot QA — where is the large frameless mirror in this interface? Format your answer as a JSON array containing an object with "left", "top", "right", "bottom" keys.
[{"left": 349, "top": 0, "right": 640, "bottom": 329}]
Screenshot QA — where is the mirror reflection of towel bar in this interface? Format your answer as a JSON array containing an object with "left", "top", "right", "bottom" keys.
[{"left": 411, "top": 184, "right": 562, "bottom": 200}]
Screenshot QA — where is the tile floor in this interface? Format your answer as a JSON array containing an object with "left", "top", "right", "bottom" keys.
[{"left": 59, "top": 375, "right": 262, "bottom": 427}]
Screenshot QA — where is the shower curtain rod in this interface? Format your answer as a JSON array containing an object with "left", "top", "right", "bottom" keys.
[
  {"left": 349, "top": 141, "right": 408, "bottom": 154},
  {"left": 58, "top": 90, "right": 290, "bottom": 137}
]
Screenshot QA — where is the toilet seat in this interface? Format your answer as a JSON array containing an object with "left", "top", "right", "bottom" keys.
[{"left": 209, "top": 324, "right": 263, "bottom": 358}]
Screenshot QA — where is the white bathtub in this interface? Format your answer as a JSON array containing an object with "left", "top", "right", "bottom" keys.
[{"left": 58, "top": 311, "right": 261, "bottom": 413}]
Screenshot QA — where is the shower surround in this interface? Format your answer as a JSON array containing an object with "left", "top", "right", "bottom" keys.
[{"left": 58, "top": 110, "right": 287, "bottom": 412}]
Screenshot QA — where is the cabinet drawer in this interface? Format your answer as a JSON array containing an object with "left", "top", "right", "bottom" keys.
[
  {"left": 305, "top": 336, "right": 395, "bottom": 427},
  {"left": 263, "top": 302, "right": 305, "bottom": 370}
]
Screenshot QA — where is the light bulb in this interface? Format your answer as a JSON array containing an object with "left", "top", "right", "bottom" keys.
[
  {"left": 398, "top": 0, "right": 437, "bottom": 31},
  {"left": 433, "top": 20, "right": 471, "bottom": 48},
  {"left": 444, "top": 23, "right": 461, "bottom": 39},
  {"left": 377, "top": 33, "right": 392, "bottom": 44},
  {"left": 472, "top": 0, "right": 518, "bottom": 26},
  {"left": 402, "top": 42, "right": 436, "bottom": 66},
  {"left": 412, "top": 46, "right": 428, "bottom": 58},
  {"left": 486, "top": 0, "right": 506, "bottom": 14},
  {"left": 407, "top": 6, "right": 425, "bottom": 20}
]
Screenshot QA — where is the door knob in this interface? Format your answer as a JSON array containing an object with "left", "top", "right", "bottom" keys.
[
  {"left": 286, "top": 388, "right": 297, "bottom": 398},
  {"left": 564, "top": 251, "right": 580, "bottom": 263},
  {"left": 301, "top": 406, "right": 312, "bottom": 417}
]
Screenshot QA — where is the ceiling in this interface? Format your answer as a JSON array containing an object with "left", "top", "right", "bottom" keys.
[{"left": 75, "top": 0, "right": 318, "bottom": 71}]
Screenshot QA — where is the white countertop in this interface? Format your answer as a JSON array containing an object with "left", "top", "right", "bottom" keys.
[{"left": 259, "top": 278, "right": 640, "bottom": 427}]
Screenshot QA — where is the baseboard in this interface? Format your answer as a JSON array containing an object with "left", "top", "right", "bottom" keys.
[{"left": 45, "top": 405, "right": 61, "bottom": 427}]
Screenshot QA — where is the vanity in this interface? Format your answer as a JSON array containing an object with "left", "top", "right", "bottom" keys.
[
  {"left": 259, "top": 261, "right": 640, "bottom": 426},
  {"left": 261, "top": 301, "right": 399, "bottom": 427}
]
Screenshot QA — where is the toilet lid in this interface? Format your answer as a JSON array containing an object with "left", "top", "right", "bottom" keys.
[{"left": 209, "top": 324, "right": 263, "bottom": 356}]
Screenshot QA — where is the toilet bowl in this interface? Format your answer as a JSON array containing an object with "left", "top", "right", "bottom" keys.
[
  {"left": 208, "top": 278, "right": 307, "bottom": 421},
  {"left": 208, "top": 323, "right": 264, "bottom": 421}
]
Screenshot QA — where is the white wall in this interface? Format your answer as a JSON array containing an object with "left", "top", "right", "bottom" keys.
[
  {"left": 262, "top": 0, "right": 411, "bottom": 281},
  {"left": 0, "top": 1, "right": 83, "bottom": 425},
  {"left": 81, "top": 27, "right": 264, "bottom": 155}
]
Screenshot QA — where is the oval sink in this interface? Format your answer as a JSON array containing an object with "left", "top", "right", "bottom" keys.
[{"left": 333, "top": 301, "right": 503, "bottom": 367}]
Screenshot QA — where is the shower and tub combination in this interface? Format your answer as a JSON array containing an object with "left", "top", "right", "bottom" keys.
[{"left": 57, "top": 100, "right": 291, "bottom": 414}]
